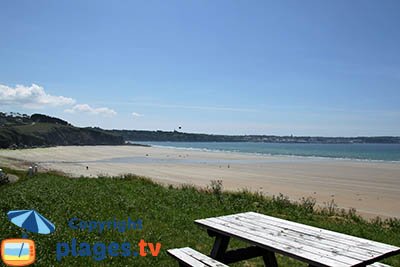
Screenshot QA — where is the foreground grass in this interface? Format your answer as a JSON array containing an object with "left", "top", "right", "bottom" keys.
[{"left": 0, "top": 170, "right": 399, "bottom": 266}]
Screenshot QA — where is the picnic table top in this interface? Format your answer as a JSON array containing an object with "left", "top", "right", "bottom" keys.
[{"left": 195, "top": 212, "right": 400, "bottom": 267}]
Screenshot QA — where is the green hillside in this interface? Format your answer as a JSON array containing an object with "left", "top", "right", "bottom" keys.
[{"left": 0, "top": 113, "right": 123, "bottom": 148}]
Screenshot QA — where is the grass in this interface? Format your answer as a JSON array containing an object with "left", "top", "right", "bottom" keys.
[{"left": 0, "top": 169, "right": 399, "bottom": 266}]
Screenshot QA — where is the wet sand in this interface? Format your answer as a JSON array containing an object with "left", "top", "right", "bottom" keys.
[{"left": 1, "top": 145, "right": 399, "bottom": 219}]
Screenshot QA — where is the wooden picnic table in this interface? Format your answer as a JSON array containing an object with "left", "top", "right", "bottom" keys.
[{"left": 195, "top": 212, "right": 400, "bottom": 267}]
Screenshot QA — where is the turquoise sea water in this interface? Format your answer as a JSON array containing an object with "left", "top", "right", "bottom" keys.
[{"left": 134, "top": 142, "right": 400, "bottom": 162}]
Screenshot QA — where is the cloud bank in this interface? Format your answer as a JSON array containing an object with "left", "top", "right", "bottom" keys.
[
  {"left": 0, "top": 84, "right": 75, "bottom": 108},
  {"left": 1, "top": 83, "right": 117, "bottom": 118},
  {"left": 65, "top": 104, "right": 117, "bottom": 117}
]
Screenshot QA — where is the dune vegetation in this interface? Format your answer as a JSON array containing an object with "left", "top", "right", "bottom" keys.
[{"left": 0, "top": 168, "right": 399, "bottom": 266}]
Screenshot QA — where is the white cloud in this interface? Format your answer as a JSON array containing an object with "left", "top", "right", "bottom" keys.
[
  {"left": 65, "top": 104, "right": 117, "bottom": 117},
  {"left": 0, "top": 84, "right": 75, "bottom": 108},
  {"left": 132, "top": 112, "right": 143, "bottom": 117}
]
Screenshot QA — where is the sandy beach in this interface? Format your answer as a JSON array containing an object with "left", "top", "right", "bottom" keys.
[{"left": 1, "top": 145, "right": 399, "bottom": 219}]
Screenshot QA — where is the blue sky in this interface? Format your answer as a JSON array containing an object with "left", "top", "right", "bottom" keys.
[{"left": 0, "top": 0, "right": 399, "bottom": 136}]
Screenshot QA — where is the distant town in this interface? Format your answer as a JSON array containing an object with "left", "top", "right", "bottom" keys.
[{"left": 115, "top": 129, "right": 400, "bottom": 144}]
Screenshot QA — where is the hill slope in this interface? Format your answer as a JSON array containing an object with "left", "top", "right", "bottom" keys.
[{"left": 0, "top": 113, "right": 123, "bottom": 148}]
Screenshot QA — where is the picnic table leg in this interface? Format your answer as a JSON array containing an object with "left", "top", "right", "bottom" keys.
[
  {"left": 208, "top": 230, "right": 230, "bottom": 261},
  {"left": 262, "top": 250, "right": 278, "bottom": 267}
]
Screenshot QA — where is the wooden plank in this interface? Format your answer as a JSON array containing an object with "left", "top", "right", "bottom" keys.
[
  {"left": 223, "top": 214, "right": 378, "bottom": 261},
  {"left": 168, "top": 248, "right": 209, "bottom": 267},
  {"left": 196, "top": 218, "right": 352, "bottom": 267},
  {"left": 221, "top": 215, "right": 398, "bottom": 266},
  {"left": 196, "top": 212, "right": 400, "bottom": 266},
  {"left": 195, "top": 212, "right": 400, "bottom": 267},
  {"left": 221, "top": 215, "right": 371, "bottom": 260},
  {"left": 206, "top": 217, "right": 361, "bottom": 266},
  {"left": 180, "top": 247, "right": 229, "bottom": 267},
  {"left": 168, "top": 247, "right": 229, "bottom": 267},
  {"left": 244, "top": 212, "right": 400, "bottom": 264},
  {"left": 246, "top": 212, "right": 399, "bottom": 253},
  {"left": 366, "top": 263, "right": 392, "bottom": 267}
]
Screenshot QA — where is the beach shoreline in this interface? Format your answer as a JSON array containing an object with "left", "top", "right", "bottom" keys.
[{"left": 1, "top": 145, "right": 399, "bottom": 219}]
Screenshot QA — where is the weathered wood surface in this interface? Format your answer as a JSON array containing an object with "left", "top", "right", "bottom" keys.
[
  {"left": 168, "top": 247, "right": 229, "bottom": 267},
  {"left": 195, "top": 212, "right": 400, "bottom": 267},
  {"left": 366, "top": 262, "right": 392, "bottom": 267}
]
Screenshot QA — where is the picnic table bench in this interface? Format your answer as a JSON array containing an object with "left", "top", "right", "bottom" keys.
[{"left": 168, "top": 212, "right": 399, "bottom": 267}]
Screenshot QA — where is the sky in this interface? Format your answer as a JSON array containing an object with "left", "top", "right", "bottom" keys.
[{"left": 0, "top": 0, "right": 399, "bottom": 136}]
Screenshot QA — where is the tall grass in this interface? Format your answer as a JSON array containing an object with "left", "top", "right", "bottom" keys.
[{"left": 0, "top": 170, "right": 399, "bottom": 266}]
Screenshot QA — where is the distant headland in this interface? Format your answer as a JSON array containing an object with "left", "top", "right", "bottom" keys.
[{"left": 1, "top": 112, "right": 399, "bottom": 149}]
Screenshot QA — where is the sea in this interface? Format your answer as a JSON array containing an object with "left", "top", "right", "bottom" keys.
[{"left": 132, "top": 142, "right": 400, "bottom": 162}]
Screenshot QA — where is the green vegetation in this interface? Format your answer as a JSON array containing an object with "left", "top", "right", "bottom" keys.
[
  {"left": 0, "top": 169, "right": 399, "bottom": 266},
  {"left": 0, "top": 113, "right": 123, "bottom": 148}
]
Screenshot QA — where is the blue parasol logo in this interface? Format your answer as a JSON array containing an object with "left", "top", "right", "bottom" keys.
[
  {"left": 2, "top": 210, "right": 55, "bottom": 266},
  {"left": 7, "top": 210, "right": 55, "bottom": 235}
]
